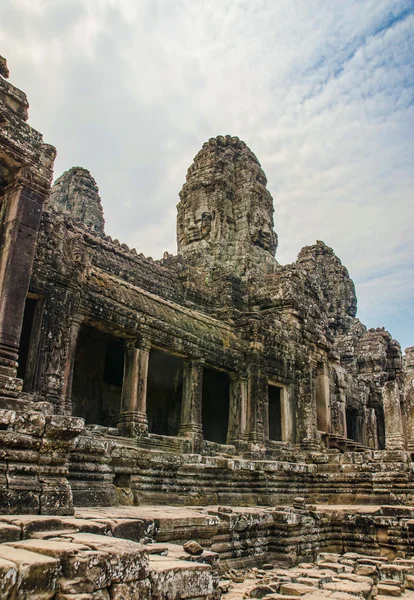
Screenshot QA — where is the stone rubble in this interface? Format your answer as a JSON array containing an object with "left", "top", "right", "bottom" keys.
[{"left": 220, "top": 552, "right": 414, "bottom": 600}]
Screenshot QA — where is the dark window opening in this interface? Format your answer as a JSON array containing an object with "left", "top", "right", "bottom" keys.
[
  {"left": 375, "top": 405, "right": 386, "bottom": 450},
  {"left": 268, "top": 385, "right": 282, "bottom": 441},
  {"left": 104, "top": 339, "right": 124, "bottom": 386},
  {"left": 346, "top": 406, "right": 360, "bottom": 443},
  {"left": 72, "top": 325, "right": 124, "bottom": 428},
  {"left": 401, "top": 400, "right": 408, "bottom": 447},
  {"left": 147, "top": 349, "right": 183, "bottom": 436},
  {"left": 17, "top": 297, "right": 37, "bottom": 381},
  {"left": 202, "top": 367, "right": 230, "bottom": 444}
]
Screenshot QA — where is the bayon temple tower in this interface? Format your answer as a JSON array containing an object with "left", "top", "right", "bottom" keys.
[{"left": 1, "top": 54, "right": 414, "bottom": 599}]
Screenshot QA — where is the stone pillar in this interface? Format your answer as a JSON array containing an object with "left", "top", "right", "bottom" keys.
[
  {"left": 330, "top": 370, "right": 347, "bottom": 438},
  {"left": 0, "top": 180, "right": 49, "bottom": 396},
  {"left": 60, "top": 314, "right": 83, "bottom": 416},
  {"left": 383, "top": 379, "right": 404, "bottom": 450},
  {"left": 227, "top": 372, "right": 248, "bottom": 445},
  {"left": 245, "top": 355, "right": 266, "bottom": 444},
  {"left": 117, "top": 339, "right": 150, "bottom": 437},
  {"left": 315, "top": 362, "right": 331, "bottom": 433},
  {"left": 365, "top": 406, "right": 378, "bottom": 449},
  {"left": 178, "top": 358, "right": 204, "bottom": 448},
  {"left": 404, "top": 347, "right": 414, "bottom": 452},
  {"left": 280, "top": 385, "right": 294, "bottom": 442},
  {"left": 297, "top": 365, "right": 320, "bottom": 451},
  {"left": 36, "top": 289, "right": 80, "bottom": 408}
]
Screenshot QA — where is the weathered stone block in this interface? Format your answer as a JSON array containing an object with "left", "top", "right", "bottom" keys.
[
  {"left": 0, "top": 545, "right": 59, "bottom": 598},
  {"left": 14, "top": 412, "right": 46, "bottom": 437},
  {"left": 56, "top": 591, "right": 110, "bottom": 600},
  {"left": 39, "top": 479, "right": 74, "bottom": 516},
  {"left": 109, "top": 579, "right": 151, "bottom": 599},
  {"left": 0, "top": 488, "right": 40, "bottom": 514},
  {"left": 149, "top": 556, "right": 214, "bottom": 599},
  {"left": 0, "top": 557, "right": 17, "bottom": 599},
  {"left": 8, "top": 538, "right": 89, "bottom": 559},
  {"left": 0, "top": 522, "right": 21, "bottom": 543},
  {"left": 62, "top": 550, "right": 111, "bottom": 593},
  {"left": 63, "top": 533, "right": 149, "bottom": 582},
  {"left": 45, "top": 415, "right": 84, "bottom": 440}
]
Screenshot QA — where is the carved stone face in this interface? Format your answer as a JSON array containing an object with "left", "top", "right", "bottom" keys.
[
  {"left": 252, "top": 225, "right": 273, "bottom": 251},
  {"left": 177, "top": 136, "right": 278, "bottom": 261},
  {"left": 185, "top": 210, "right": 212, "bottom": 244},
  {"left": 248, "top": 195, "right": 278, "bottom": 255}
]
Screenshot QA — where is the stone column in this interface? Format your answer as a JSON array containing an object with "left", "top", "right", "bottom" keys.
[
  {"left": 245, "top": 355, "right": 266, "bottom": 444},
  {"left": 315, "top": 362, "right": 331, "bottom": 433},
  {"left": 297, "top": 365, "right": 320, "bottom": 451},
  {"left": 365, "top": 406, "right": 378, "bottom": 449},
  {"left": 383, "top": 379, "right": 405, "bottom": 450},
  {"left": 60, "top": 314, "right": 83, "bottom": 416},
  {"left": 280, "top": 385, "right": 294, "bottom": 442},
  {"left": 178, "top": 358, "right": 204, "bottom": 448},
  {"left": 330, "top": 369, "right": 347, "bottom": 438},
  {"left": 404, "top": 347, "right": 414, "bottom": 452},
  {"left": 0, "top": 180, "right": 49, "bottom": 396},
  {"left": 227, "top": 372, "right": 248, "bottom": 445},
  {"left": 36, "top": 289, "right": 80, "bottom": 408},
  {"left": 117, "top": 339, "right": 150, "bottom": 437}
]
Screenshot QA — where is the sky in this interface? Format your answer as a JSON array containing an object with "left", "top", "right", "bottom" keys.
[{"left": 0, "top": 0, "right": 413, "bottom": 350}]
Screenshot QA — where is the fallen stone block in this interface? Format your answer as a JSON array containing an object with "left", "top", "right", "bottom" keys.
[
  {"left": 183, "top": 539, "right": 204, "bottom": 555},
  {"left": 280, "top": 582, "right": 317, "bottom": 596},
  {"left": 322, "top": 580, "right": 373, "bottom": 598},
  {"left": 62, "top": 550, "right": 111, "bottom": 593},
  {"left": 297, "top": 576, "right": 326, "bottom": 588},
  {"left": 109, "top": 578, "right": 151, "bottom": 599},
  {"left": 0, "top": 557, "right": 17, "bottom": 599},
  {"left": 329, "top": 593, "right": 364, "bottom": 600},
  {"left": 335, "top": 572, "right": 374, "bottom": 585},
  {"left": 8, "top": 538, "right": 90, "bottom": 559},
  {"left": 0, "top": 522, "right": 21, "bottom": 543},
  {"left": 0, "top": 544, "right": 59, "bottom": 599},
  {"left": 253, "top": 595, "right": 300, "bottom": 600},
  {"left": 377, "top": 582, "right": 402, "bottom": 596},
  {"left": 248, "top": 583, "right": 278, "bottom": 597},
  {"left": 149, "top": 555, "right": 214, "bottom": 599},
  {"left": 62, "top": 532, "right": 149, "bottom": 582},
  {"left": 380, "top": 564, "right": 412, "bottom": 583},
  {"left": 56, "top": 590, "right": 110, "bottom": 599},
  {"left": 317, "top": 562, "right": 345, "bottom": 574},
  {"left": 355, "top": 565, "right": 377, "bottom": 578},
  {"left": 30, "top": 528, "right": 80, "bottom": 539}
]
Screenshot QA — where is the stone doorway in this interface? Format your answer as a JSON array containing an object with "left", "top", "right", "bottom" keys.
[
  {"left": 346, "top": 406, "right": 360, "bottom": 443},
  {"left": 268, "top": 385, "right": 282, "bottom": 441},
  {"left": 72, "top": 325, "right": 124, "bottom": 428},
  {"left": 17, "top": 296, "right": 43, "bottom": 391},
  {"left": 202, "top": 367, "right": 230, "bottom": 444},
  {"left": 147, "top": 349, "right": 183, "bottom": 436}
]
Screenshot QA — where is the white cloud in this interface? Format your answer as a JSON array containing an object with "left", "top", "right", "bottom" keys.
[{"left": 0, "top": 0, "right": 413, "bottom": 348}]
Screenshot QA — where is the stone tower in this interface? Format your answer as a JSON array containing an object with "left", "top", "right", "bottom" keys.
[
  {"left": 49, "top": 167, "right": 105, "bottom": 235},
  {"left": 177, "top": 135, "right": 278, "bottom": 275}
]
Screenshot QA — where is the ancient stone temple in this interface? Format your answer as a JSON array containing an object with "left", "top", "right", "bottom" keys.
[{"left": 1, "top": 56, "right": 414, "bottom": 599}]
